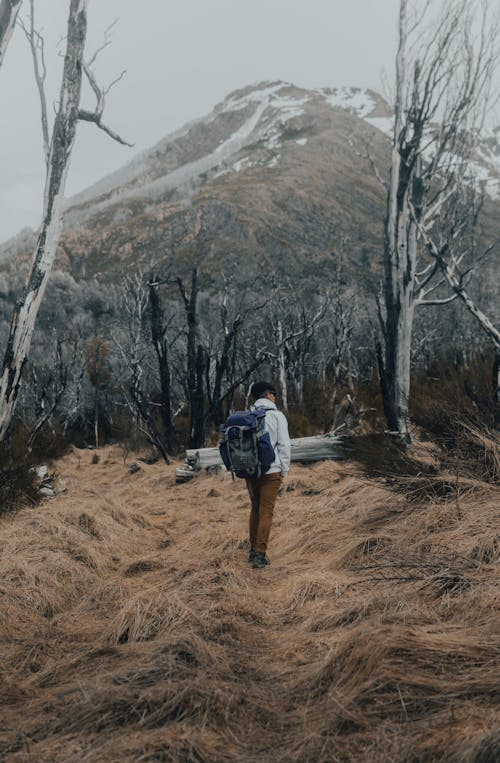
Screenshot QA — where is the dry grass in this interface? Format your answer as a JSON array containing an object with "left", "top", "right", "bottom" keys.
[{"left": 0, "top": 446, "right": 498, "bottom": 762}]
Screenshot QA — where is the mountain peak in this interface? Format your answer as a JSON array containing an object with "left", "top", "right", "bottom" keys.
[
  {"left": 216, "top": 80, "right": 392, "bottom": 123},
  {"left": 63, "top": 82, "right": 394, "bottom": 226}
]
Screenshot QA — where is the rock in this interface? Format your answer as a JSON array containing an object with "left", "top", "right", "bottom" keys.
[
  {"left": 35, "top": 465, "right": 49, "bottom": 480},
  {"left": 40, "top": 486, "right": 56, "bottom": 497}
]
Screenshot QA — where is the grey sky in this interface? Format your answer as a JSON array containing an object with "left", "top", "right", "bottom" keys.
[{"left": 0, "top": 0, "right": 418, "bottom": 241}]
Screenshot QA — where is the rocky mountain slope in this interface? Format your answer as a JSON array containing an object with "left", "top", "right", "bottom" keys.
[{"left": 1, "top": 81, "right": 499, "bottom": 290}]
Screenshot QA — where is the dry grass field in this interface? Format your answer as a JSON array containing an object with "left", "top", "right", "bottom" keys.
[{"left": 0, "top": 444, "right": 499, "bottom": 762}]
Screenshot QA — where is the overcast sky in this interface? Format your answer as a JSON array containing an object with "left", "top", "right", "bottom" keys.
[{"left": 2, "top": 0, "right": 494, "bottom": 244}]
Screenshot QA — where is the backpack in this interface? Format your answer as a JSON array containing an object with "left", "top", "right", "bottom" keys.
[{"left": 219, "top": 408, "right": 275, "bottom": 479}]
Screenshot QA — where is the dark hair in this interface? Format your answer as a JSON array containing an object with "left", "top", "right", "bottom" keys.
[{"left": 250, "top": 381, "right": 277, "bottom": 399}]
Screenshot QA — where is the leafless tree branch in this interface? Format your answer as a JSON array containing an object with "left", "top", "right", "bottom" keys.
[
  {"left": 77, "top": 20, "right": 133, "bottom": 147},
  {"left": 0, "top": 0, "right": 22, "bottom": 69},
  {"left": 18, "top": 0, "right": 50, "bottom": 161}
]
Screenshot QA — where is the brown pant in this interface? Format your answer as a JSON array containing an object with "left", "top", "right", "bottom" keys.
[{"left": 246, "top": 472, "right": 282, "bottom": 553}]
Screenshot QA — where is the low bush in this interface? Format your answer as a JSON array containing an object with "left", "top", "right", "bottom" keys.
[
  {"left": 0, "top": 437, "right": 40, "bottom": 515},
  {"left": 410, "top": 352, "right": 499, "bottom": 483}
]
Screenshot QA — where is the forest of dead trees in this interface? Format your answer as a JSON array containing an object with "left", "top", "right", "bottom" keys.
[
  {"left": 0, "top": 258, "right": 497, "bottom": 462},
  {"left": 0, "top": 0, "right": 499, "bottom": 469}
]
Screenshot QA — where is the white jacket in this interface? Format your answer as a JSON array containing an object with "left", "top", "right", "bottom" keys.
[{"left": 252, "top": 398, "right": 291, "bottom": 476}]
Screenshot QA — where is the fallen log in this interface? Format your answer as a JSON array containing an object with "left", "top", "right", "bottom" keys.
[{"left": 175, "top": 434, "right": 348, "bottom": 482}]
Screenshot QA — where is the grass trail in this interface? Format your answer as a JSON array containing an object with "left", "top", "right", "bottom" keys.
[{"left": 0, "top": 446, "right": 498, "bottom": 762}]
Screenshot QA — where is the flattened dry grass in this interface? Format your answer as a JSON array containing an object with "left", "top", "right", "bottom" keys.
[{"left": 0, "top": 446, "right": 498, "bottom": 762}]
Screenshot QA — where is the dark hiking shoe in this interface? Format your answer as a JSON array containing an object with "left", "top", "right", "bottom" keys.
[
  {"left": 252, "top": 552, "right": 270, "bottom": 569},
  {"left": 248, "top": 548, "right": 257, "bottom": 563}
]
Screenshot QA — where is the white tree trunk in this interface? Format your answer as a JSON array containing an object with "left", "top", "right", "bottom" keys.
[
  {"left": 384, "top": 196, "right": 419, "bottom": 438},
  {"left": 0, "top": 0, "right": 22, "bottom": 69},
  {"left": 277, "top": 320, "right": 288, "bottom": 411},
  {"left": 380, "top": 0, "right": 496, "bottom": 441},
  {"left": 383, "top": 0, "right": 417, "bottom": 441},
  {"left": 0, "top": 0, "right": 88, "bottom": 441}
]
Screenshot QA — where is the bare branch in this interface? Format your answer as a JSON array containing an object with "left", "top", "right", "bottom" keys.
[
  {"left": 418, "top": 293, "right": 459, "bottom": 306},
  {"left": 104, "top": 68, "right": 126, "bottom": 95},
  {"left": 78, "top": 107, "right": 133, "bottom": 146},
  {"left": 413, "top": 208, "right": 500, "bottom": 348},
  {"left": 414, "top": 260, "right": 439, "bottom": 294},
  {"left": 18, "top": 0, "right": 50, "bottom": 161},
  {"left": 0, "top": 0, "right": 22, "bottom": 68},
  {"left": 78, "top": 19, "right": 133, "bottom": 147},
  {"left": 85, "top": 17, "right": 118, "bottom": 67},
  {"left": 83, "top": 60, "right": 103, "bottom": 114},
  {"left": 348, "top": 137, "right": 388, "bottom": 190}
]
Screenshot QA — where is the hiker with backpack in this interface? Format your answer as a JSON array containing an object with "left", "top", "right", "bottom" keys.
[{"left": 219, "top": 381, "right": 291, "bottom": 569}]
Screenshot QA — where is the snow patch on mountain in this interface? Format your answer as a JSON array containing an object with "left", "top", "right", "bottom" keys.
[
  {"left": 365, "top": 116, "right": 394, "bottom": 137},
  {"left": 320, "top": 86, "right": 377, "bottom": 118},
  {"left": 467, "top": 160, "right": 500, "bottom": 198},
  {"left": 322, "top": 87, "right": 499, "bottom": 200},
  {"left": 221, "top": 83, "right": 310, "bottom": 160},
  {"left": 232, "top": 156, "right": 252, "bottom": 173},
  {"left": 222, "top": 82, "right": 286, "bottom": 112}
]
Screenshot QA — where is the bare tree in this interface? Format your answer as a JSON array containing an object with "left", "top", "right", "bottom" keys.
[
  {"left": 177, "top": 269, "right": 269, "bottom": 447},
  {"left": 0, "top": 0, "right": 130, "bottom": 441},
  {"left": 177, "top": 267, "right": 205, "bottom": 448},
  {"left": 149, "top": 272, "right": 177, "bottom": 453},
  {"left": 415, "top": 216, "right": 500, "bottom": 419},
  {"left": 26, "top": 333, "right": 72, "bottom": 448},
  {"left": 203, "top": 276, "right": 270, "bottom": 430},
  {"left": 85, "top": 335, "right": 113, "bottom": 449},
  {"left": 324, "top": 254, "right": 356, "bottom": 410},
  {"left": 379, "top": 0, "right": 497, "bottom": 441},
  {"left": 113, "top": 273, "right": 171, "bottom": 462},
  {"left": 267, "top": 287, "right": 328, "bottom": 410},
  {"left": 0, "top": 0, "right": 21, "bottom": 69}
]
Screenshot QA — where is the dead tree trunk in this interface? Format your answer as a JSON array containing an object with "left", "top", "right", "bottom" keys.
[
  {"left": 382, "top": 0, "right": 419, "bottom": 442},
  {"left": 494, "top": 351, "right": 500, "bottom": 429},
  {"left": 276, "top": 320, "right": 288, "bottom": 411},
  {"left": 0, "top": 0, "right": 22, "bottom": 69},
  {"left": 0, "top": 0, "right": 88, "bottom": 440},
  {"left": 192, "top": 344, "right": 206, "bottom": 448},
  {"left": 27, "top": 336, "right": 68, "bottom": 448},
  {"left": 0, "top": 0, "right": 130, "bottom": 442},
  {"left": 383, "top": 162, "right": 422, "bottom": 441},
  {"left": 378, "top": 0, "right": 494, "bottom": 442},
  {"left": 149, "top": 274, "right": 177, "bottom": 453},
  {"left": 207, "top": 318, "right": 241, "bottom": 429},
  {"left": 177, "top": 268, "right": 205, "bottom": 448}
]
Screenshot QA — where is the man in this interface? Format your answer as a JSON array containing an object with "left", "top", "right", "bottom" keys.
[{"left": 246, "top": 380, "right": 291, "bottom": 569}]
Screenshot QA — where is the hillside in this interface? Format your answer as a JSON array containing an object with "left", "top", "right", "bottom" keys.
[
  {"left": 0, "top": 83, "right": 391, "bottom": 286},
  {"left": 0, "top": 445, "right": 499, "bottom": 762},
  {"left": 1, "top": 81, "right": 498, "bottom": 291}
]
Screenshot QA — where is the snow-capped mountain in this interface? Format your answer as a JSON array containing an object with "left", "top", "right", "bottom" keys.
[
  {"left": 52, "top": 81, "right": 396, "bottom": 284},
  {"left": 63, "top": 82, "right": 393, "bottom": 226},
  {"left": 1, "top": 81, "right": 498, "bottom": 288}
]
